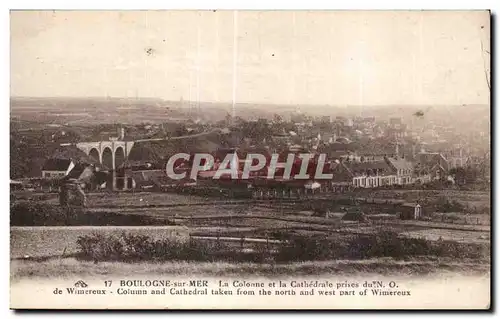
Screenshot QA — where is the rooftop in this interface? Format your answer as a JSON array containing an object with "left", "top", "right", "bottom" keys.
[
  {"left": 385, "top": 157, "right": 414, "bottom": 170},
  {"left": 41, "top": 158, "right": 73, "bottom": 171}
]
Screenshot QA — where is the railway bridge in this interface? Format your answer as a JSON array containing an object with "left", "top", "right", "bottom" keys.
[
  {"left": 75, "top": 139, "right": 135, "bottom": 190},
  {"left": 71, "top": 129, "right": 225, "bottom": 190},
  {"left": 76, "top": 140, "right": 135, "bottom": 171}
]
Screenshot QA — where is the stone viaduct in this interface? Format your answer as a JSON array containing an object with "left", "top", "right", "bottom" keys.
[
  {"left": 75, "top": 139, "right": 135, "bottom": 190},
  {"left": 76, "top": 140, "right": 135, "bottom": 171}
]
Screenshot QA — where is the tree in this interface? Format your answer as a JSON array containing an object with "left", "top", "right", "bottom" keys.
[
  {"left": 449, "top": 166, "right": 479, "bottom": 185},
  {"left": 241, "top": 119, "right": 271, "bottom": 142}
]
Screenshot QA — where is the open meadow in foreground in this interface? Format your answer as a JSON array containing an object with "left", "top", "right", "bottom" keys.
[{"left": 10, "top": 189, "right": 490, "bottom": 280}]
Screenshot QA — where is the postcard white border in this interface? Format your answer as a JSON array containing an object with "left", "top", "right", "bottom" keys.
[{"left": 2, "top": 1, "right": 498, "bottom": 318}]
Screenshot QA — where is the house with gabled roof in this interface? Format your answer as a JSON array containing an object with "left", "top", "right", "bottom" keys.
[
  {"left": 414, "top": 152, "right": 449, "bottom": 182},
  {"left": 41, "top": 145, "right": 110, "bottom": 191},
  {"left": 330, "top": 158, "right": 398, "bottom": 188},
  {"left": 384, "top": 156, "right": 414, "bottom": 185},
  {"left": 41, "top": 158, "right": 75, "bottom": 179},
  {"left": 41, "top": 144, "right": 106, "bottom": 180}
]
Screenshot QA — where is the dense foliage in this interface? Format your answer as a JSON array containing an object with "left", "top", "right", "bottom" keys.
[{"left": 75, "top": 231, "right": 489, "bottom": 263}]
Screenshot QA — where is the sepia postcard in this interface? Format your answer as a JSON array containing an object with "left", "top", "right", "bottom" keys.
[{"left": 9, "top": 10, "right": 491, "bottom": 310}]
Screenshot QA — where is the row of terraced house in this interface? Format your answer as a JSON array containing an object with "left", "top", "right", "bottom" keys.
[{"left": 328, "top": 152, "right": 448, "bottom": 189}]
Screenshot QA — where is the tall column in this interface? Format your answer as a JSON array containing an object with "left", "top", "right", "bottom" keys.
[
  {"left": 122, "top": 174, "right": 128, "bottom": 191},
  {"left": 112, "top": 145, "right": 116, "bottom": 191}
]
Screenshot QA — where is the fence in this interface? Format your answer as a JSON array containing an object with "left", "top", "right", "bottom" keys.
[{"left": 189, "top": 234, "right": 284, "bottom": 254}]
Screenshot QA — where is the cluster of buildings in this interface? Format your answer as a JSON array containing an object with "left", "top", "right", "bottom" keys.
[
  {"left": 23, "top": 112, "right": 488, "bottom": 198},
  {"left": 33, "top": 132, "right": 462, "bottom": 198}
]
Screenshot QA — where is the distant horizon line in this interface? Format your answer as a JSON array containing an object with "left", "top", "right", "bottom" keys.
[{"left": 10, "top": 96, "right": 489, "bottom": 108}]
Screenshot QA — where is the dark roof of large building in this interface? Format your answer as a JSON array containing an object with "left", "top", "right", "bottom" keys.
[
  {"left": 345, "top": 160, "right": 392, "bottom": 172},
  {"left": 49, "top": 145, "right": 103, "bottom": 167},
  {"left": 414, "top": 152, "right": 450, "bottom": 173},
  {"left": 343, "top": 159, "right": 393, "bottom": 176},
  {"left": 42, "top": 158, "right": 73, "bottom": 171},
  {"left": 416, "top": 152, "right": 447, "bottom": 164},
  {"left": 131, "top": 169, "right": 196, "bottom": 187},
  {"left": 385, "top": 157, "right": 414, "bottom": 171},
  {"left": 124, "top": 131, "right": 232, "bottom": 168}
]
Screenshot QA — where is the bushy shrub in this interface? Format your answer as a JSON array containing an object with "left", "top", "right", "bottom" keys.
[
  {"left": 76, "top": 231, "right": 489, "bottom": 263},
  {"left": 349, "top": 231, "right": 431, "bottom": 259},
  {"left": 276, "top": 235, "right": 345, "bottom": 262},
  {"left": 429, "top": 240, "right": 489, "bottom": 259},
  {"left": 276, "top": 231, "right": 488, "bottom": 262},
  {"left": 76, "top": 232, "right": 224, "bottom": 262},
  {"left": 77, "top": 232, "right": 126, "bottom": 261},
  {"left": 435, "top": 197, "right": 467, "bottom": 213}
]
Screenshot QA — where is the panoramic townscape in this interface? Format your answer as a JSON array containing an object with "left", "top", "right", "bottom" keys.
[
  {"left": 10, "top": 97, "right": 491, "bottom": 276},
  {"left": 9, "top": 11, "right": 490, "bottom": 309}
]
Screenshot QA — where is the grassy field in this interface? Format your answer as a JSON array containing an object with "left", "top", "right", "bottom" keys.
[
  {"left": 10, "top": 226, "right": 189, "bottom": 259},
  {"left": 402, "top": 228, "right": 490, "bottom": 243},
  {"left": 352, "top": 189, "right": 490, "bottom": 208},
  {"left": 11, "top": 217, "right": 489, "bottom": 262},
  {"left": 10, "top": 189, "right": 491, "bottom": 280}
]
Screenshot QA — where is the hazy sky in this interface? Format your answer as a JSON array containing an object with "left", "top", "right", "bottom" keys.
[{"left": 11, "top": 10, "right": 490, "bottom": 106}]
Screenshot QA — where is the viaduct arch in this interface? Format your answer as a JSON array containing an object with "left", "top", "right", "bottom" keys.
[
  {"left": 102, "top": 147, "right": 114, "bottom": 171},
  {"left": 76, "top": 141, "right": 135, "bottom": 171},
  {"left": 75, "top": 141, "right": 135, "bottom": 190}
]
